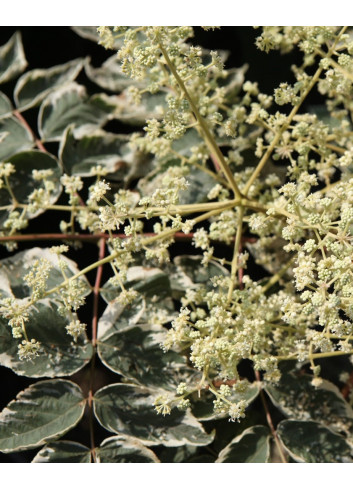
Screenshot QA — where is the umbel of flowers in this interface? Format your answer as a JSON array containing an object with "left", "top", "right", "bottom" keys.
[{"left": 1, "top": 27, "right": 353, "bottom": 425}]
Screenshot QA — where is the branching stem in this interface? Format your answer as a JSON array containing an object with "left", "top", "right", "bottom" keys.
[
  {"left": 159, "top": 43, "right": 243, "bottom": 200},
  {"left": 242, "top": 26, "right": 348, "bottom": 195},
  {"left": 227, "top": 206, "right": 244, "bottom": 303}
]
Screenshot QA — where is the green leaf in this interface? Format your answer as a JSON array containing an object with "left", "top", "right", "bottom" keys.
[
  {"left": 59, "top": 125, "right": 129, "bottom": 177},
  {"left": 158, "top": 444, "right": 198, "bottom": 463},
  {"left": 179, "top": 166, "right": 216, "bottom": 205},
  {"left": 0, "top": 380, "right": 86, "bottom": 453},
  {"left": 93, "top": 383, "right": 215, "bottom": 447},
  {"left": 188, "top": 454, "right": 216, "bottom": 463},
  {"left": 246, "top": 237, "right": 291, "bottom": 276},
  {"left": 0, "top": 247, "right": 92, "bottom": 377},
  {"left": 138, "top": 131, "right": 216, "bottom": 206},
  {"left": 215, "top": 425, "right": 271, "bottom": 463},
  {"left": 84, "top": 55, "right": 143, "bottom": 92},
  {"left": 114, "top": 90, "right": 167, "bottom": 125},
  {"left": 192, "top": 382, "right": 260, "bottom": 421},
  {"left": 264, "top": 373, "right": 353, "bottom": 434},
  {"left": 171, "top": 128, "right": 204, "bottom": 157},
  {"left": 59, "top": 125, "right": 152, "bottom": 181},
  {"left": 14, "top": 58, "right": 84, "bottom": 111},
  {"left": 0, "top": 92, "right": 13, "bottom": 118},
  {"left": 0, "top": 299, "right": 93, "bottom": 378},
  {"left": 96, "top": 436, "right": 160, "bottom": 463},
  {"left": 71, "top": 27, "right": 125, "bottom": 49},
  {"left": 0, "top": 31, "right": 27, "bottom": 84},
  {"left": 100, "top": 265, "right": 176, "bottom": 326},
  {"left": 100, "top": 265, "right": 173, "bottom": 307},
  {"left": 71, "top": 26, "right": 102, "bottom": 43},
  {"left": 308, "top": 104, "right": 349, "bottom": 130},
  {"left": 32, "top": 441, "right": 91, "bottom": 463},
  {"left": 169, "top": 255, "right": 229, "bottom": 299},
  {"left": 0, "top": 247, "right": 90, "bottom": 300},
  {"left": 98, "top": 322, "right": 194, "bottom": 390},
  {"left": 0, "top": 116, "right": 34, "bottom": 160},
  {"left": 98, "top": 265, "right": 197, "bottom": 389},
  {"left": 0, "top": 150, "right": 61, "bottom": 225},
  {"left": 277, "top": 420, "right": 353, "bottom": 463},
  {"left": 98, "top": 295, "right": 146, "bottom": 334},
  {"left": 38, "top": 82, "right": 118, "bottom": 142},
  {"left": 34, "top": 435, "right": 160, "bottom": 463}
]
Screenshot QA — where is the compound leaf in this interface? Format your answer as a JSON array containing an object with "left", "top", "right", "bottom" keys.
[
  {"left": 0, "top": 380, "right": 86, "bottom": 453},
  {"left": 215, "top": 425, "right": 271, "bottom": 463},
  {"left": 98, "top": 265, "right": 196, "bottom": 389},
  {"left": 171, "top": 128, "right": 204, "bottom": 157},
  {"left": 32, "top": 441, "right": 91, "bottom": 463},
  {"left": 93, "top": 383, "right": 214, "bottom": 447},
  {"left": 14, "top": 58, "right": 84, "bottom": 111},
  {"left": 277, "top": 420, "right": 353, "bottom": 463},
  {"left": 138, "top": 131, "right": 216, "bottom": 206},
  {"left": 0, "top": 31, "right": 27, "bottom": 84}
]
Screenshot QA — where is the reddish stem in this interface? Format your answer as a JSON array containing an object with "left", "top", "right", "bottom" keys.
[
  {"left": 87, "top": 238, "right": 105, "bottom": 463},
  {"left": 210, "top": 154, "right": 221, "bottom": 172},
  {"left": 13, "top": 110, "right": 87, "bottom": 205},
  {"left": 341, "top": 371, "right": 353, "bottom": 399},
  {"left": 13, "top": 110, "right": 47, "bottom": 153},
  {"left": 87, "top": 389, "right": 97, "bottom": 463},
  {"left": 91, "top": 238, "right": 105, "bottom": 348},
  {"left": 0, "top": 232, "right": 258, "bottom": 243},
  {"left": 255, "top": 370, "right": 287, "bottom": 463}
]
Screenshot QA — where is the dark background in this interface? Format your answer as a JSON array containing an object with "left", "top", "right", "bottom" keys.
[
  {"left": 0, "top": 26, "right": 310, "bottom": 463},
  {"left": 0, "top": 27, "right": 303, "bottom": 95}
]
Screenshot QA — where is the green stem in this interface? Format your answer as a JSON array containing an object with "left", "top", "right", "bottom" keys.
[
  {"left": 277, "top": 349, "right": 353, "bottom": 361},
  {"left": 4, "top": 175, "right": 18, "bottom": 205},
  {"left": 13, "top": 110, "right": 47, "bottom": 153},
  {"left": 242, "top": 26, "right": 348, "bottom": 196},
  {"left": 42, "top": 206, "right": 231, "bottom": 298},
  {"left": 44, "top": 251, "right": 120, "bottom": 297},
  {"left": 158, "top": 43, "right": 243, "bottom": 200},
  {"left": 261, "top": 257, "right": 296, "bottom": 294},
  {"left": 14, "top": 198, "right": 239, "bottom": 216},
  {"left": 227, "top": 206, "right": 244, "bottom": 303}
]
